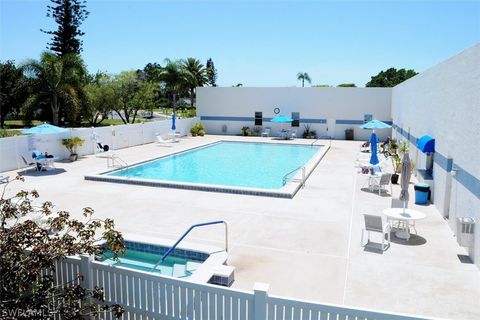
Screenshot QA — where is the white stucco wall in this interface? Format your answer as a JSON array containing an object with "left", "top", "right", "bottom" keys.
[
  {"left": 392, "top": 43, "right": 480, "bottom": 267},
  {"left": 196, "top": 87, "right": 392, "bottom": 141}
]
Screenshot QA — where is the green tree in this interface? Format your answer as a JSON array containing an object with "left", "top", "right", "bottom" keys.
[
  {"left": 0, "top": 61, "right": 29, "bottom": 128},
  {"left": 337, "top": 83, "right": 356, "bottom": 87},
  {"left": 206, "top": 58, "right": 217, "bottom": 87},
  {"left": 112, "top": 71, "right": 156, "bottom": 124},
  {"left": 0, "top": 177, "right": 125, "bottom": 318},
  {"left": 41, "top": 0, "right": 89, "bottom": 57},
  {"left": 312, "top": 84, "right": 331, "bottom": 87},
  {"left": 182, "top": 58, "right": 208, "bottom": 108},
  {"left": 366, "top": 68, "right": 417, "bottom": 87},
  {"left": 83, "top": 73, "right": 117, "bottom": 126},
  {"left": 297, "top": 72, "right": 311, "bottom": 87},
  {"left": 160, "top": 59, "right": 189, "bottom": 115},
  {"left": 23, "top": 51, "right": 86, "bottom": 126}
]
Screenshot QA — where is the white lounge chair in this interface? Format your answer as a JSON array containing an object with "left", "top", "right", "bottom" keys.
[
  {"left": 261, "top": 127, "right": 271, "bottom": 137},
  {"left": 361, "top": 214, "right": 391, "bottom": 251},
  {"left": 156, "top": 134, "right": 170, "bottom": 145},
  {"left": 20, "top": 155, "right": 37, "bottom": 173},
  {"left": 0, "top": 176, "right": 9, "bottom": 184}
]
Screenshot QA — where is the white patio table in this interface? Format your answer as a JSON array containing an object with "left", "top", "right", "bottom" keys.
[{"left": 382, "top": 208, "right": 426, "bottom": 240}]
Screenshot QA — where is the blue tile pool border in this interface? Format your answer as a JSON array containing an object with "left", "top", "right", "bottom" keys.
[{"left": 101, "top": 241, "right": 209, "bottom": 262}]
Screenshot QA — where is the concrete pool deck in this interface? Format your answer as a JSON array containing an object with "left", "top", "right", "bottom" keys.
[{"left": 2, "top": 135, "right": 479, "bottom": 319}]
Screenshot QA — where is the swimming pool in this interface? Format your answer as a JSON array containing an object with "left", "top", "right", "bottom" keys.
[
  {"left": 97, "top": 240, "right": 208, "bottom": 278},
  {"left": 86, "top": 141, "right": 327, "bottom": 198},
  {"left": 108, "top": 141, "right": 320, "bottom": 189}
]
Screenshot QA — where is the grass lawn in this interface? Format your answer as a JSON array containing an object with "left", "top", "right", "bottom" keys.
[
  {"left": 0, "top": 129, "right": 23, "bottom": 138},
  {"left": 4, "top": 120, "right": 42, "bottom": 129}
]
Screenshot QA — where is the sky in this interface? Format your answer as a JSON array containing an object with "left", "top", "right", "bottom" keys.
[{"left": 1, "top": 0, "right": 479, "bottom": 87}]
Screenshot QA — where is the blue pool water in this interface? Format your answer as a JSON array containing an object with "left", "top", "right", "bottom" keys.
[
  {"left": 108, "top": 142, "right": 320, "bottom": 189},
  {"left": 101, "top": 249, "right": 202, "bottom": 278}
]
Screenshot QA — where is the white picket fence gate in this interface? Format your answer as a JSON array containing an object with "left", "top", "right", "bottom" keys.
[{"left": 48, "top": 255, "right": 429, "bottom": 320}]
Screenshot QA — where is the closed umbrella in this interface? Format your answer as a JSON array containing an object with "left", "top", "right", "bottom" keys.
[
  {"left": 171, "top": 113, "right": 176, "bottom": 131},
  {"left": 369, "top": 131, "right": 379, "bottom": 165},
  {"left": 399, "top": 153, "right": 412, "bottom": 213}
]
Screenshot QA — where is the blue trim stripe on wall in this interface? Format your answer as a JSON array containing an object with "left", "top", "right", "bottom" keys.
[
  {"left": 393, "top": 123, "right": 480, "bottom": 200},
  {"left": 200, "top": 116, "right": 326, "bottom": 123}
]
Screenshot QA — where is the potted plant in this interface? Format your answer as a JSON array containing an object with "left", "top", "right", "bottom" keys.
[
  {"left": 190, "top": 123, "right": 204, "bottom": 137},
  {"left": 385, "top": 138, "right": 399, "bottom": 183},
  {"left": 303, "top": 124, "right": 316, "bottom": 139},
  {"left": 391, "top": 154, "right": 401, "bottom": 184},
  {"left": 240, "top": 126, "right": 250, "bottom": 136},
  {"left": 62, "top": 137, "right": 84, "bottom": 161}
]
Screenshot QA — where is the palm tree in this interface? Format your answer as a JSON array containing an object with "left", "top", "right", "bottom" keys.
[
  {"left": 160, "top": 59, "right": 189, "bottom": 115},
  {"left": 23, "top": 51, "right": 85, "bottom": 126},
  {"left": 297, "top": 72, "right": 312, "bottom": 87},
  {"left": 181, "top": 58, "right": 208, "bottom": 109}
]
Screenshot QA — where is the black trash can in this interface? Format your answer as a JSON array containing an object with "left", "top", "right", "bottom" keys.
[
  {"left": 345, "top": 128, "right": 354, "bottom": 140},
  {"left": 414, "top": 183, "right": 431, "bottom": 204}
]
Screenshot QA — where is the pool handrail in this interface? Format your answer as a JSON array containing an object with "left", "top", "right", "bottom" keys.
[
  {"left": 282, "top": 165, "right": 306, "bottom": 187},
  {"left": 150, "top": 220, "right": 228, "bottom": 272}
]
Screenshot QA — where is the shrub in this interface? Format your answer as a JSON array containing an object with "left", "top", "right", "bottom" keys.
[
  {"left": 240, "top": 126, "right": 250, "bottom": 136},
  {"left": 251, "top": 126, "right": 262, "bottom": 136},
  {"left": 62, "top": 137, "right": 84, "bottom": 155},
  {"left": 190, "top": 123, "right": 205, "bottom": 136}
]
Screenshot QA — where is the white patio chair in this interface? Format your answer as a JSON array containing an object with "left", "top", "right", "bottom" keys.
[
  {"left": 291, "top": 129, "right": 297, "bottom": 139},
  {"left": 0, "top": 176, "right": 9, "bottom": 184},
  {"left": 361, "top": 214, "right": 391, "bottom": 251},
  {"left": 261, "top": 127, "right": 271, "bottom": 137},
  {"left": 369, "top": 173, "right": 392, "bottom": 195},
  {"left": 391, "top": 198, "right": 416, "bottom": 234}
]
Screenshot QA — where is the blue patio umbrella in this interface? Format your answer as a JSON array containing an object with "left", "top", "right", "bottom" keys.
[
  {"left": 171, "top": 113, "right": 176, "bottom": 131},
  {"left": 21, "top": 123, "right": 68, "bottom": 135},
  {"left": 369, "top": 131, "right": 379, "bottom": 165},
  {"left": 360, "top": 119, "right": 392, "bottom": 130},
  {"left": 270, "top": 115, "right": 293, "bottom": 123}
]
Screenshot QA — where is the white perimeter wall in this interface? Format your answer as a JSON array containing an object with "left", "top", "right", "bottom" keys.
[
  {"left": 0, "top": 118, "right": 197, "bottom": 173},
  {"left": 196, "top": 87, "right": 392, "bottom": 141},
  {"left": 392, "top": 44, "right": 480, "bottom": 267}
]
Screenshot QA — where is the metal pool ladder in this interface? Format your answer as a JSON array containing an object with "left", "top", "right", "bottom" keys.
[
  {"left": 107, "top": 154, "right": 129, "bottom": 169},
  {"left": 150, "top": 220, "right": 228, "bottom": 272},
  {"left": 282, "top": 165, "right": 306, "bottom": 187}
]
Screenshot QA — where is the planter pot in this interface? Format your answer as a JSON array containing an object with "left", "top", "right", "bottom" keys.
[
  {"left": 69, "top": 154, "right": 78, "bottom": 162},
  {"left": 391, "top": 173, "right": 399, "bottom": 184}
]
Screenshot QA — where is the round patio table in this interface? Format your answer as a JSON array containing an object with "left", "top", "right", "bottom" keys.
[{"left": 382, "top": 208, "right": 426, "bottom": 240}]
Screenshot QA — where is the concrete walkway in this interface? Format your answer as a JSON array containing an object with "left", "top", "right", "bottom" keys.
[{"left": 2, "top": 135, "right": 479, "bottom": 319}]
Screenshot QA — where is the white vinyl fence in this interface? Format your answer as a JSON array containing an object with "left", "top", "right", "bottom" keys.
[
  {"left": 0, "top": 118, "right": 197, "bottom": 173},
  {"left": 50, "top": 255, "right": 429, "bottom": 320}
]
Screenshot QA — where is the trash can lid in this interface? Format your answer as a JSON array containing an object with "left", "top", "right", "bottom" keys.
[
  {"left": 415, "top": 183, "right": 430, "bottom": 188},
  {"left": 457, "top": 217, "right": 475, "bottom": 224}
]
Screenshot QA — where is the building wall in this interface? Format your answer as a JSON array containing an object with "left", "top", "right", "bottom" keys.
[
  {"left": 391, "top": 44, "right": 480, "bottom": 267},
  {"left": 196, "top": 87, "right": 392, "bottom": 141}
]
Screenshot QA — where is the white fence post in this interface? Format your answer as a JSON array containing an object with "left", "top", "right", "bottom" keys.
[
  {"left": 79, "top": 254, "right": 94, "bottom": 290},
  {"left": 253, "top": 282, "right": 269, "bottom": 320}
]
